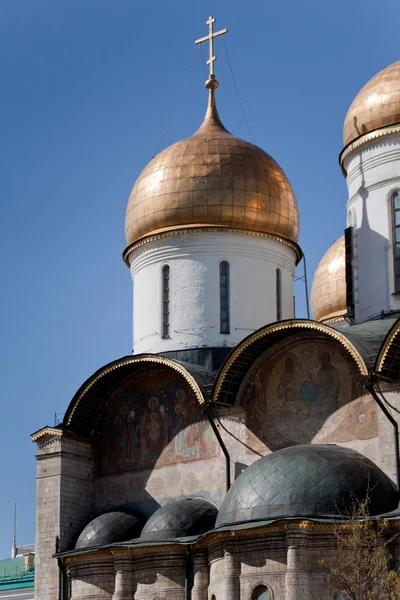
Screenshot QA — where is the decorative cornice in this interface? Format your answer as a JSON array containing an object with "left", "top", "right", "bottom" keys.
[
  {"left": 31, "top": 427, "right": 63, "bottom": 442},
  {"left": 65, "top": 354, "right": 206, "bottom": 426},
  {"left": 322, "top": 315, "right": 347, "bottom": 325},
  {"left": 122, "top": 226, "right": 303, "bottom": 267},
  {"left": 128, "top": 234, "right": 297, "bottom": 277},
  {"left": 212, "top": 319, "right": 368, "bottom": 403},
  {"left": 339, "top": 123, "right": 400, "bottom": 176},
  {"left": 346, "top": 147, "right": 400, "bottom": 188},
  {"left": 63, "top": 549, "right": 112, "bottom": 563},
  {"left": 61, "top": 542, "right": 185, "bottom": 563},
  {"left": 61, "top": 517, "right": 400, "bottom": 566}
]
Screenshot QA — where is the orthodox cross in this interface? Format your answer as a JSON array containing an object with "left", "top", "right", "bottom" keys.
[{"left": 195, "top": 16, "right": 227, "bottom": 78}]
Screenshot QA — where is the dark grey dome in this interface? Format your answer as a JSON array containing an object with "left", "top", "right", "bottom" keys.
[
  {"left": 75, "top": 511, "right": 141, "bottom": 549},
  {"left": 140, "top": 498, "right": 217, "bottom": 541},
  {"left": 216, "top": 444, "right": 399, "bottom": 527}
]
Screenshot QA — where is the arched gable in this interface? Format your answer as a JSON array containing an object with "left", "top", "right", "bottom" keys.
[
  {"left": 64, "top": 354, "right": 211, "bottom": 437},
  {"left": 212, "top": 319, "right": 378, "bottom": 453},
  {"left": 375, "top": 317, "right": 400, "bottom": 381},
  {"left": 61, "top": 354, "right": 219, "bottom": 483},
  {"left": 212, "top": 319, "right": 368, "bottom": 406}
]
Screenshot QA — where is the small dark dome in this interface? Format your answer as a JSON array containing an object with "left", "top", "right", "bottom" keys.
[
  {"left": 75, "top": 511, "right": 141, "bottom": 549},
  {"left": 216, "top": 445, "right": 398, "bottom": 527},
  {"left": 140, "top": 498, "right": 217, "bottom": 541}
]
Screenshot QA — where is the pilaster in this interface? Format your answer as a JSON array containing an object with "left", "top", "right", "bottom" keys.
[
  {"left": 191, "top": 550, "right": 209, "bottom": 600},
  {"left": 221, "top": 547, "right": 240, "bottom": 600},
  {"left": 112, "top": 554, "right": 135, "bottom": 600},
  {"left": 32, "top": 428, "right": 95, "bottom": 600},
  {"left": 285, "top": 532, "right": 309, "bottom": 600}
]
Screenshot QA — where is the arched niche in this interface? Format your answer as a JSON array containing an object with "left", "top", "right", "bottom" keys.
[
  {"left": 212, "top": 321, "right": 377, "bottom": 453},
  {"left": 93, "top": 362, "right": 218, "bottom": 476}
]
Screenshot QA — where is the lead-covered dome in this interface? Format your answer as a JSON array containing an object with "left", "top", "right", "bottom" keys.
[
  {"left": 75, "top": 511, "right": 142, "bottom": 549},
  {"left": 310, "top": 236, "right": 346, "bottom": 322},
  {"left": 343, "top": 61, "right": 400, "bottom": 147},
  {"left": 125, "top": 93, "right": 299, "bottom": 247},
  {"left": 140, "top": 498, "right": 217, "bottom": 541},
  {"left": 216, "top": 445, "right": 398, "bottom": 527}
]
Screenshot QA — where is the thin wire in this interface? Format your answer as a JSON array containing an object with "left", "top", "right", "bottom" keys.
[
  {"left": 214, "top": 406, "right": 264, "bottom": 457},
  {"left": 153, "top": 46, "right": 199, "bottom": 157},
  {"left": 386, "top": 23, "right": 400, "bottom": 67},
  {"left": 222, "top": 36, "right": 255, "bottom": 144},
  {"left": 199, "top": 42, "right": 207, "bottom": 81},
  {"left": 377, "top": 380, "right": 400, "bottom": 416}
]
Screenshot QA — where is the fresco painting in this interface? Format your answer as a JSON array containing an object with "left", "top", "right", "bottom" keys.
[
  {"left": 95, "top": 368, "right": 217, "bottom": 475},
  {"left": 243, "top": 339, "right": 378, "bottom": 451}
]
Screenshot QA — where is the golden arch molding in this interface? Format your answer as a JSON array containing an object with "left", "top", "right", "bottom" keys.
[
  {"left": 65, "top": 354, "right": 207, "bottom": 429},
  {"left": 212, "top": 319, "right": 369, "bottom": 404}
]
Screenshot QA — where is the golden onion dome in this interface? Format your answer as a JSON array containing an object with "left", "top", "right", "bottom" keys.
[
  {"left": 343, "top": 60, "right": 400, "bottom": 148},
  {"left": 310, "top": 236, "right": 346, "bottom": 323},
  {"left": 124, "top": 89, "right": 299, "bottom": 248}
]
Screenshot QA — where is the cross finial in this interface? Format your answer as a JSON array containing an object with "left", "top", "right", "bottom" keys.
[{"left": 195, "top": 16, "right": 227, "bottom": 88}]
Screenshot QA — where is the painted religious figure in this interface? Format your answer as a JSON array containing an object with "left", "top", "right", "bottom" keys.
[
  {"left": 243, "top": 336, "right": 378, "bottom": 452},
  {"left": 141, "top": 397, "right": 167, "bottom": 461},
  {"left": 95, "top": 368, "right": 217, "bottom": 475}
]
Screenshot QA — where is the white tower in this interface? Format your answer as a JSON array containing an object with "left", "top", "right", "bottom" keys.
[
  {"left": 340, "top": 61, "right": 400, "bottom": 323},
  {"left": 123, "top": 18, "right": 301, "bottom": 354}
]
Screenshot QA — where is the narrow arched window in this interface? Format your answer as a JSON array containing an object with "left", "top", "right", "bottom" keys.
[
  {"left": 220, "top": 261, "right": 230, "bottom": 334},
  {"left": 252, "top": 585, "right": 271, "bottom": 600},
  {"left": 162, "top": 265, "right": 170, "bottom": 339},
  {"left": 276, "top": 268, "right": 282, "bottom": 321},
  {"left": 348, "top": 209, "right": 353, "bottom": 226},
  {"left": 393, "top": 192, "right": 400, "bottom": 293}
]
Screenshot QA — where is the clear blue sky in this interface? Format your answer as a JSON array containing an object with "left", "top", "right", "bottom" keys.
[{"left": 0, "top": 0, "right": 398, "bottom": 557}]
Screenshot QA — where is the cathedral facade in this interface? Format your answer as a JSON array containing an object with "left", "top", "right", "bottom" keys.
[{"left": 32, "top": 18, "right": 400, "bottom": 600}]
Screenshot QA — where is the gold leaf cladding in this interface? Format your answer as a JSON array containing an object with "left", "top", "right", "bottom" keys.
[
  {"left": 124, "top": 101, "right": 299, "bottom": 247},
  {"left": 343, "top": 61, "right": 400, "bottom": 148},
  {"left": 310, "top": 236, "right": 346, "bottom": 323}
]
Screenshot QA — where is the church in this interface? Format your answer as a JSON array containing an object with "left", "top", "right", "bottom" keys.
[{"left": 31, "top": 17, "right": 400, "bottom": 600}]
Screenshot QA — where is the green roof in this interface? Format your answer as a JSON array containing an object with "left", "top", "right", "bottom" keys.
[{"left": 0, "top": 556, "right": 34, "bottom": 590}]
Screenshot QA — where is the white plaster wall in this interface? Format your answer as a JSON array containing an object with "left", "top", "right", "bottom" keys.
[
  {"left": 343, "top": 131, "right": 400, "bottom": 323},
  {"left": 128, "top": 230, "right": 297, "bottom": 354}
]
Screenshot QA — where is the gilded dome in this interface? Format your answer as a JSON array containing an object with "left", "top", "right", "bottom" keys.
[
  {"left": 310, "top": 236, "right": 346, "bottom": 322},
  {"left": 125, "top": 93, "right": 299, "bottom": 247},
  {"left": 343, "top": 61, "right": 400, "bottom": 147}
]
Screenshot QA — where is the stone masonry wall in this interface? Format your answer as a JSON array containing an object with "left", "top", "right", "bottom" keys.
[
  {"left": 133, "top": 550, "right": 186, "bottom": 600},
  {"left": 34, "top": 430, "right": 95, "bottom": 600},
  {"left": 66, "top": 556, "right": 114, "bottom": 600},
  {"left": 61, "top": 522, "right": 400, "bottom": 600}
]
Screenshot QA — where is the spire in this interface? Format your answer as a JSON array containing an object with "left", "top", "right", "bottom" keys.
[
  {"left": 11, "top": 503, "right": 16, "bottom": 558},
  {"left": 195, "top": 16, "right": 229, "bottom": 135}
]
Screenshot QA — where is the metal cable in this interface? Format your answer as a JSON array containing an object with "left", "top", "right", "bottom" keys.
[
  {"left": 376, "top": 379, "right": 400, "bottom": 416},
  {"left": 153, "top": 46, "right": 199, "bottom": 157},
  {"left": 386, "top": 23, "right": 400, "bottom": 67},
  {"left": 214, "top": 405, "right": 264, "bottom": 457},
  {"left": 222, "top": 36, "right": 256, "bottom": 144}
]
